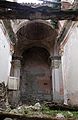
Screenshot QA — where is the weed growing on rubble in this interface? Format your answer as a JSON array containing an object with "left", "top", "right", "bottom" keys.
[{"left": 41, "top": 105, "right": 78, "bottom": 119}]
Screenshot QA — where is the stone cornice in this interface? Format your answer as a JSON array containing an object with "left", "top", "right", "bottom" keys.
[
  {"left": 2, "top": 20, "right": 16, "bottom": 44},
  {"left": 57, "top": 1, "right": 78, "bottom": 45},
  {"left": 57, "top": 20, "right": 72, "bottom": 45},
  {"left": 50, "top": 56, "right": 61, "bottom": 60}
]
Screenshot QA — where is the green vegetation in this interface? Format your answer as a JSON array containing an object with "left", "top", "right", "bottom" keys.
[{"left": 42, "top": 106, "right": 78, "bottom": 119}]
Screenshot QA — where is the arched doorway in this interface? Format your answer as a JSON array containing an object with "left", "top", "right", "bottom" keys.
[{"left": 20, "top": 47, "right": 52, "bottom": 103}]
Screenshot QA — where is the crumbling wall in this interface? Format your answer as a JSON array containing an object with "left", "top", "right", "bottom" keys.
[
  {"left": 20, "top": 47, "right": 52, "bottom": 103},
  {"left": 0, "top": 82, "right": 7, "bottom": 110}
]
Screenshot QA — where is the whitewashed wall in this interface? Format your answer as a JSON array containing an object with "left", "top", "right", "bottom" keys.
[
  {"left": 61, "top": 22, "right": 78, "bottom": 105},
  {"left": 0, "top": 24, "right": 12, "bottom": 86}
]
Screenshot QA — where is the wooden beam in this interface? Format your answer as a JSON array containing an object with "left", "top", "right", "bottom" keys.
[
  {"left": 0, "top": 112, "right": 59, "bottom": 120},
  {"left": 0, "top": 1, "right": 78, "bottom": 20},
  {"left": 0, "top": 9, "right": 78, "bottom": 20}
]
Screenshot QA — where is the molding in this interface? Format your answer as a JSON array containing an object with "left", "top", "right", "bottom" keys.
[{"left": 50, "top": 55, "right": 61, "bottom": 60}]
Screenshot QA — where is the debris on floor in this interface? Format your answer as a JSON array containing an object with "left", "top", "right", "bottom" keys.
[
  {"left": 55, "top": 113, "right": 65, "bottom": 119},
  {"left": 0, "top": 99, "right": 78, "bottom": 119},
  {"left": 0, "top": 82, "right": 8, "bottom": 111}
]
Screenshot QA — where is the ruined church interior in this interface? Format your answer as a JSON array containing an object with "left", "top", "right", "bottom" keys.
[{"left": 0, "top": 0, "right": 78, "bottom": 119}]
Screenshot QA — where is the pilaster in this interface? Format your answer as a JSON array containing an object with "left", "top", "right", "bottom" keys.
[
  {"left": 8, "top": 56, "right": 22, "bottom": 107},
  {"left": 50, "top": 56, "right": 63, "bottom": 102}
]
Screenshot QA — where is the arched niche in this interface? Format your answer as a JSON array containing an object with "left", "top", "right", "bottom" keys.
[{"left": 20, "top": 46, "right": 52, "bottom": 103}]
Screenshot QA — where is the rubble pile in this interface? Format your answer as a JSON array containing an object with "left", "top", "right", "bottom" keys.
[
  {"left": 9, "top": 102, "right": 42, "bottom": 116},
  {"left": 0, "top": 82, "right": 7, "bottom": 110},
  {"left": 0, "top": 102, "right": 77, "bottom": 120}
]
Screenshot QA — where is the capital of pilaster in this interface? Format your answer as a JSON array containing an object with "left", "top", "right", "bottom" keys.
[
  {"left": 59, "top": 46, "right": 64, "bottom": 56},
  {"left": 11, "top": 59, "right": 21, "bottom": 68},
  {"left": 13, "top": 55, "right": 23, "bottom": 60},
  {"left": 50, "top": 56, "right": 61, "bottom": 68}
]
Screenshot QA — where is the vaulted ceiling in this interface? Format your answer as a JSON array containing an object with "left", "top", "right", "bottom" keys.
[{"left": 15, "top": 20, "right": 58, "bottom": 55}]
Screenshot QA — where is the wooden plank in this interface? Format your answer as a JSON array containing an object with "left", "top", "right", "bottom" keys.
[
  {"left": 0, "top": 112, "right": 57, "bottom": 119},
  {"left": 0, "top": 112, "right": 75, "bottom": 120}
]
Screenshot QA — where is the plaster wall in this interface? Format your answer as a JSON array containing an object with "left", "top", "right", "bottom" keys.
[
  {"left": 0, "top": 24, "right": 12, "bottom": 85},
  {"left": 61, "top": 23, "right": 78, "bottom": 105}
]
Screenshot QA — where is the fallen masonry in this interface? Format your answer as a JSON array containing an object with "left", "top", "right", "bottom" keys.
[
  {"left": 0, "top": 103, "right": 78, "bottom": 120},
  {"left": 0, "top": 82, "right": 78, "bottom": 120},
  {"left": 0, "top": 82, "right": 8, "bottom": 111}
]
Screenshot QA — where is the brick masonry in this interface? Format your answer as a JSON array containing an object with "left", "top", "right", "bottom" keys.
[{"left": 20, "top": 47, "right": 52, "bottom": 103}]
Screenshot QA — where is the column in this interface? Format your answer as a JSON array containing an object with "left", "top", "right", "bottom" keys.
[{"left": 50, "top": 56, "right": 63, "bottom": 102}]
